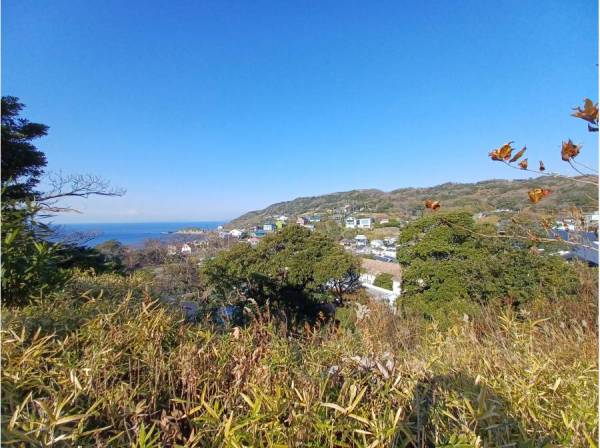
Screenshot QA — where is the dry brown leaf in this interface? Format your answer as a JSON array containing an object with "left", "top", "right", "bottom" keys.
[
  {"left": 489, "top": 141, "right": 514, "bottom": 161},
  {"left": 572, "top": 98, "right": 598, "bottom": 124},
  {"left": 425, "top": 199, "right": 440, "bottom": 210},
  {"left": 561, "top": 139, "right": 581, "bottom": 161},
  {"left": 528, "top": 188, "right": 551, "bottom": 204},
  {"left": 509, "top": 146, "right": 526, "bottom": 163},
  {"left": 518, "top": 158, "right": 528, "bottom": 170}
]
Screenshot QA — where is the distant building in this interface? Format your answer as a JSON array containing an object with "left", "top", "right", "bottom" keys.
[
  {"left": 345, "top": 217, "right": 357, "bottom": 229},
  {"left": 278, "top": 215, "right": 289, "bottom": 222},
  {"left": 355, "top": 234, "right": 368, "bottom": 246},
  {"left": 181, "top": 244, "right": 192, "bottom": 255},
  {"left": 263, "top": 223, "right": 276, "bottom": 232},
  {"left": 248, "top": 237, "right": 261, "bottom": 247},
  {"left": 309, "top": 215, "right": 321, "bottom": 223},
  {"left": 357, "top": 218, "right": 372, "bottom": 229},
  {"left": 584, "top": 211, "right": 599, "bottom": 227},
  {"left": 370, "top": 239, "right": 384, "bottom": 249},
  {"left": 253, "top": 229, "right": 267, "bottom": 238},
  {"left": 383, "top": 237, "right": 397, "bottom": 246},
  {"left": 229, "top": 229, "right": 244, "bottom": 238},
  {"left": 296, "top": 217, "right": 309, "bottom": 225}
]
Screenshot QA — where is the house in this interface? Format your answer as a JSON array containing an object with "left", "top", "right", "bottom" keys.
[
  {"left": 296, "top": 217, "right": 309, "bottom": 225},
  {"left": 263, "top": 223, "right": 276, "bottom": 232},
  {"left": 181, "top": 244, "right": 192, "bottom": 255},
  {"left": 553, "top": 230, "right": 599, "bottom": 266},
  {"left": 382, "top": 248, "right": 397, "bottom": 258},
  {"left": 276, "top": 215, "right": 288, "bottom": 229},
  {"left": 370, "top": 239, "right": 384, "bottom": 249},
  {"left": 584, "top": 211, "right": 599, "bottom": 227},
  {"left": 355, "top": 235, "right": 368, "bottom": 246},
  {"left": 229, "top": 229, "right": 244, "bottom": 238},
  {"left": 345, "top": 217, "right": 357, "bottom": 229},
  {"left": 383, "top": 237, "right": 397, "bottom": 246},
  {"left": 247, "top": 237, "right": 261, "bottom": 247},
  {"left": 357, "top": 218, "right": 372, "bottom": 229}
]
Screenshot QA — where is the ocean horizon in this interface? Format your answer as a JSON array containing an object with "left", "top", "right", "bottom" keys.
[{"left": 52, "top": 221, "right": 227, "bottom": 247}]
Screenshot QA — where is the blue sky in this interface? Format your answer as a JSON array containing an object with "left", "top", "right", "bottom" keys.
[{"left": 2, "top": 0, "right": 598, "bottom": 223}]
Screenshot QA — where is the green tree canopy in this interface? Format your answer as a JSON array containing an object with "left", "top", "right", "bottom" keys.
[
  {"left": 203, "top": 225, "right": 361, "bottom": 311},
  {"left": 397, "top": 211, "right": 579, "bottom": 323},
  {"left": 1, "top": 96, "right": 48, "bottom": 201}
]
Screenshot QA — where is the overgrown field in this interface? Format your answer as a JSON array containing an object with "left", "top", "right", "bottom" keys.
[{"left": 2, "top": 270, "right": 598, "bottom": 447}]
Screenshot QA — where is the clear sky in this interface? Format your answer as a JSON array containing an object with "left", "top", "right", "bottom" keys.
[{"left": 2, "top": 0, "right": 598, "bottom": 223}]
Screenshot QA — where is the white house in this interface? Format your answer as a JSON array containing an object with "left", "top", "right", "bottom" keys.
[
  {"left": 345, "top": 217, "right": 357, "bottom": 229},
  {"left": 248, "top": 237, "right": 260, "bottom": 247},
  {"left": 370, "top": 239, "right": 384, "bottom": 249},
  {"left": 263, "top": 223, "right": 276, "bottom": 232},
  {"left": 229, "top": 229, "right": 244, "bottom": 238},
  {"left": 278, "top": 215, "right": 289, "bottom": 222},
  {"left": 357, "top": 218, "right": 372, "bottom": 229},
  {"left": 382, "top": 248, "right": 397, "bottom": 258},
  {"left": 383, "top": 237, "right": 397, "bottom": 246},
  {"left": 355, "top": 234, "right": 368, "bottom": 246},
  {"left": 181, "top": 244, "right": 192, "bottom": 255},
  {"left": 584, "top": 211, "right": 599, "bottom": 227}
]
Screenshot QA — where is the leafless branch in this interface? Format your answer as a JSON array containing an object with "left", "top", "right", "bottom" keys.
[
  {"left": 39, "top": 172, "right": 126, "bottom": 202},
  {"left": 500, "top": 161, "right": 599, "bottom": 186}
]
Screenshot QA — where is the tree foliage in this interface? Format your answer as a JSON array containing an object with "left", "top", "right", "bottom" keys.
[
  {"left": 1, "top": 202, "right": 70, "bottom": 306},
  {"left": 1, "top": 96, "right": 48, "bottom": 201},
  {"left": 373, "top": 273, "right": 393, "bottom": 291},
  {"left": 203, "top": 225, "right": 361, "bottom": 311},
  {"left": 396, "top": 212, "right": 579, "bottom": 323},
  {"left": 1, "top": 96, "right": 125, "bottom": 306}
]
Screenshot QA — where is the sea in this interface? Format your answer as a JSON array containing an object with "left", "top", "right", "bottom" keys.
[{"left": 52, "top": 221, "right": 226, "bottom": 247}]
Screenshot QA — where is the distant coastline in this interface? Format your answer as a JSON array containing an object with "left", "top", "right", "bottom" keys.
[{"left": 53, "top": 221, "right": 226, "bottom": 246}]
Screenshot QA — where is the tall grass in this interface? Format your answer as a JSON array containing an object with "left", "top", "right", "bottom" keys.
[{"left": 1, "top": 271, "right": 598, "bottom": 447}]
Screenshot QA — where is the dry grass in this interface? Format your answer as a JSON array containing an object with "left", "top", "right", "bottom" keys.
[{"left": 1, "top": 271, "right": 598, "bottom": 447}]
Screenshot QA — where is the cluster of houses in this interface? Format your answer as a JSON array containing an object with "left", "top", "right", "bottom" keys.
[
  {"left": 340, "top": 235, "right": 398, "bottom": 262},
  {"left": 167, "top": 239, "right": 206, "bottom": 255},
  {"left": 222, "top": 214, "right": 327, "bottom": 246}
]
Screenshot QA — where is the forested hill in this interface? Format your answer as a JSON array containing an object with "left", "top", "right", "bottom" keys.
[{"left": 228, "top": 175, "right": 598, "bottom": 228}]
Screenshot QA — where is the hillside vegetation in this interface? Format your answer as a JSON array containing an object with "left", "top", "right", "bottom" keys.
[
  {"left": 2, "top": 268, "right": 597, "bottom": 447},
  {"left": 228, "top": 175, "right": 598, "bottom": 228}
]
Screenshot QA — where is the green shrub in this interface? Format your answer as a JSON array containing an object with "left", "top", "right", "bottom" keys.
[
  {"left": 1, "top": 281, "right": 597, "bottom": 447},
  {"left": 1, "top": 203, "right": 71, "bottom": 306},
  {"left": 396, "top": 212, "right": 580, "bottom": 325},
  {"left": 373, "top": 273, "right": 393, "bottom": 290}
]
